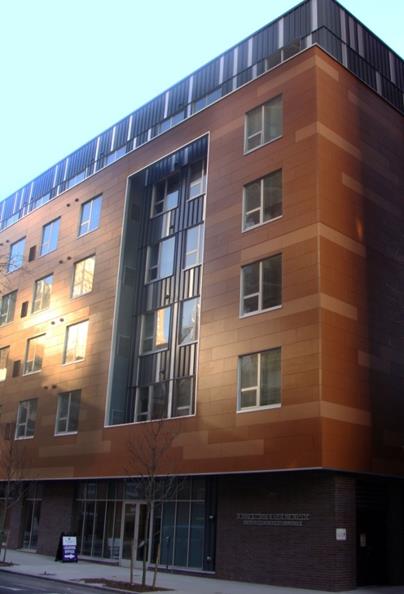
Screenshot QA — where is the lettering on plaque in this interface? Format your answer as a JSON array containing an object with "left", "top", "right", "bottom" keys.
[{"left": 236, "top": 512, "right": 310, "bottom": 527}]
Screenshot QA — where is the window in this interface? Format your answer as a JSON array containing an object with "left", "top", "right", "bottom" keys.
[
  {"left": 159, "top": 110, "right": 185, "bottom": 134},
  {"left": 243, "top": 170, "right": 282, "bottom": 230},
  {"left": 72, "top": 256, "right": 95, "bottom": 297},
  {"left": 0, "top": 346, "right": 9, "bottom": 381},
  {"left": 24, "top": 335, "right": 45, "bottom": 374},
  {"left": 15, "top": 399, "right": 37, "bottom": 439},
  {"left": 152, "top": 175, "right": 179, "bottom": 216},
  {"left": 147, "top": 237, "right": 175, "bottom": 282},
  {"left": 78, "top": 195, "right": 102, "bottom": 236},
  {"left": 135, "top": 382, "right": 169, "bottom": 422},
  {"left": 64, "top": 320, "right": 89, "bottom": 364},
  {"left": 40, "top": 218, "right": 60, "bottom": 256},
  {"left": 192, "top": 88, "right": 221, "bottom": 113},
  {"left": 179, "top": 298, "right": 200, "bottom": 344},
  {"left": 0, "top": 291, "right": 17, "bottom": 325},
  {"left": 172, "top": 377, "right": 194, "bottom": 417},
  {"left": 141, "top": 307, "right": 171, "bottom": 353},
  {"left": 188, "top": 161, "right": 205, "bottom": 200},
  {"left": 184, "top": 225, "right": 204, "bottom": 269},
  {"left": 244, "top": 95, "right": 282, "bottom": 152},
  {"left": 241, "top": 254, "right": 281, "bottom": 316},
  {"left": 32, "top": 275, "right": 53, "bottom": 312},
  {"left": 7, "top": 238, "right": 25, "bottom": 272},
  {"left": 55, "top": 390, "right": 80, "bottom": 434},
  {"left": 238, "top": 348, "right": 281, "bottom": 410}
]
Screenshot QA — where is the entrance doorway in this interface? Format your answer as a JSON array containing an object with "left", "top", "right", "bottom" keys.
[{"left": 121, "top": 502, "right": 149, "bottom": 566}]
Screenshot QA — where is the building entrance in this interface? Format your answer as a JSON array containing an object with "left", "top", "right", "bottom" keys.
[{"left": 120, "top": 501, "right": 149, "bottom": 566}]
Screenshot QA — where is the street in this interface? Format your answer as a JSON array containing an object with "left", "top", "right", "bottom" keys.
[{"left": 0, "top": 572, "right": 112, "bottom": 594}]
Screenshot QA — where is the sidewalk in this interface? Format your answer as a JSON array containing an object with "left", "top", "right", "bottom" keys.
[{"left": 0, "top": 549, "right": 403, "bottom": 594}]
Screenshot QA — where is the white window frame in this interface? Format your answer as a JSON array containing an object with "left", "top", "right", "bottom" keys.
[
  {"left": 242, "top": 170, "right": 283, "bottom": 231},
  {"left": 32, "top": 274, "right": 53, "bottom": 313},
  {"left": 55, "top": 391, "right": 80, "bottom": 435},
  {"left": 244, "top": 95, "right": 282, "bottom": 153},
  {"left": 63, "top": 320, "right": 89, "bottom": 364},
  {"left": 72, "top": 255, "right": 95, "bottom": 298},
  {"left": 40, "top": 218, "right": 60, "bottom": 256},
  {"left": 0, "top": 291, "right": 17, "bottom": 326},
  {"left": 78, "top": 195, "right": 102, "bottom": 237},
  {"left": 15, "top": 398, "right": 37, "bottom": 439},
  {"left": 24, "top": 335, "right": 45, "bottom": 375},
  {"left": 146, "top": 237, "right": 175, "bottom": 283},
  {"left": 7, "top": 238, "right": 25, "bottom": 272},
  {"left": 151, "top": 175, "right": 180, "bottom": 217},
  {"left": 237, "top": 348, "right": 281, "bottom": 412},
  {"left": 187, "top": 160, "right": 206, "bottom": 201},
  {"left": 240, "top": 254, "right": 282, "bottom": 317},
  {"left": 183, "top": 225, "right": 204, "bottom": 269}
]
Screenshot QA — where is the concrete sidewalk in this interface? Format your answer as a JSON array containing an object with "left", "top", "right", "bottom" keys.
[{"left": 0, "top": 549, "right": 402, "bottom": 594}]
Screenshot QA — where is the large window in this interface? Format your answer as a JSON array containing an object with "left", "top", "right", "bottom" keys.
[
  {"left": 0, "top": 346, "right": 9, "bottom": 381},
  {"left": 241, "top": 254, "right": 282, "bottom": 316},
  {"left": 32, "top": 274, "right": 53, "bottom": 312},
  {"left": 152, "top": 175, "right": 179, "bottom": 216},
  {"left": 243, "top": 170, "right": 282, "bottom": 230},
  {"left": 0, "top": 291, "right": 17, "bottom": 325},
  {"left": 184, "top": 225, "right": 204, "bottom": 269},
  {"left": 15, "top": 399, "right": 37, "bottom": 439},
  {"left": 179, "top": 298, "right": 200, "bottom": 344},
  {"left": 40, "top": 218, "right": 60, "bottom": 256},
  {"left": 238, "top": 348, "right": 281, "bottom": 410},
  {"left": 147, "top": 237, "right": 175, "bottom": 282},
  {"left": 135, "top": 383, "right": 169, "bottom": 422},
  {"left": 7, "top": 238, "right": 25, "bottom": 272},
  {"left": 72, "top": 256, "right": 95, "bottom": 298},
  {"left": 141, "top": 307, "right": 171, "bottom": 353},
  {"left": 24, "top": 335, "right": 45, "bottom": 374},
  {"left": 79, "top": 196, "right": 102, "bottom": 236},
  {"left": 55, "top": 390, "right": 80, "bottom": 434},
  {"left": 244, "top": 95, "right": 282, "bottom": 152},
  {"left": 187, "top": 161, "right": 205, "bottom": 200},
  {"left": 172, "top": 377, "right": 194, "bottom": 417},
  {"left": 64, "top": 320, "right": 89, "bottom": 364}
]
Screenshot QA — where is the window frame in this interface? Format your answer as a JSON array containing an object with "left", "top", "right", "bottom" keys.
[
  {"left": 146, "top": 236, "right": 176, "bottom": 283},
  {"left": 179, "top": 298, "right": 200, "bottom": 345},
  {"left": 183, "top": 225, "right": 204, "bottom": 270},
  {"left": 0, "top": 291, "right": 17, "bottom": 326},
  {"left": 40, "top": 218, "right": 60, "bottom": 257},
  {"left": 187, "top": 160, "right": 206, "bottom": 201},
  {"left": 32, "top": 274, "right": 53, "bottom": 313},
  {"left": 0, "top": 346, "right": 10, "bottom": 382},
  {"left": 141, "top": 306, "right": 172, "bottom": 354},
  {"left": 72, "top": 255, "right": 95, "bottom": 298},
  {"left": 244, "top": 95, "right": 283, "bottom": 154},
  {"left": 240, "top": 254, "right": 282, "bottom": 317},
  {"left": 63, "top": 320, "right": 89, "bottom": 365},
  {"left": 55, "top": 390, "right": 81, "bottom": 435},
  {"left": 242, "top": 169, "right": 283, "bottom": 232},
  {"left": 24, "top": 334, "right": 45, "bottom": 375},
  {"left": 7, "top": 237, "right": 25, "bottom": 273},
  {"left": 150, "top": 174, "right": 180, "bottom": 218},
  {"left": 15, "top": 398, "right": 38, "bottom": 440},
  {"left": 78, "top": 195, "right": 102, "bottom": 237},
  {"left": 237, "top": 348, "right": 281, "bottom": 412}
]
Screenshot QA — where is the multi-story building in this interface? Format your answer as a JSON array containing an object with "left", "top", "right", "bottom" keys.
[{"left": 0, "top": 0, "right": 403, "bottom": 590}]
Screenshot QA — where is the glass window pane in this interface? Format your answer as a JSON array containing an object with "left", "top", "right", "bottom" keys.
[
  {"left": 240, "top": 389, "right": 257, "bottom": 408},
  {"left": 260, "top": 348, "right": 281, "bottom": 406},
  {"left": 174, "top": 502, "right": 190, "bottom": 567},
  {"left": 240, "top": 354, "right": 258, "bottom": 390},
  {"left": 73, "top": 256, "right": 95, "bottom": 297},
  {"left": 64, "top": 321, "right": 88, "bottom": 363},
  {"left": 263, "top": 170, "right": 282, "bottom": 221},
  {"left": 142, "top": 314, "right": 154, "bottom": 352},
  {"left": 0, "top": 346, "right": 9, "bottom": 381},
  {"left": 160, "top": 502, "right": 175, "bottom": 566},
  {"left": 264, "top": 96, "right": 282, "bottom": 142},
  {"left": 166, "top": 176, "right": 179, "bottom": 210},
  {"left": 151, "top": 383, "right": 168, "bottom": 420},
  {"left": 242, "top": 263, "right": 259, "bottom": 296},
  {"left": 25, "top": 335, "right": 45, "bottom": 374},
  {"left": 262, "top": 254, "right": 282, "bottom": 309},
  {"left": 8, "top": 238, "right": 25, "bottom": 272},
  {"left": 172, "top": 377, "right": 193, "bottom": 417},
  {"left": 0, "top": 291, "right": 17, "bottom": 325},
  {"left": 189, "top": 502, "right": 204, "bottom": 568},
  {"left": 158, "top": 237, "right": 175, "bottom": 279},
  {"left": 246, "top": 107, "right": 261, "bottom": 138},
  {"left": 33, "top": 275, "right": 53, "bottom": 312},
  {"left": 155, "top": 307, "right": 171, "bottom": 349},
  {"left": 180, "top": 299, "right": 199, "bottom": 344},
  {"left": 184, "top": 226, "right": 203, "bottom": 269},
  {"left": 189, "top": 161, "right": 204, "bottom": 199}
]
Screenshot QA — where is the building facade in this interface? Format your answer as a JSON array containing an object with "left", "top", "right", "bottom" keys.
[{"left": 0, "top": 0, "right": 403, "bottom": 590}]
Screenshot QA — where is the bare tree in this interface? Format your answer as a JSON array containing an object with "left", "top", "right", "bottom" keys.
[
  {"left": 126, "top": 419, "right": 180, "bottom": 588},
  {"left": 0, "top": 423, "right": 30, "bottom": 562}
]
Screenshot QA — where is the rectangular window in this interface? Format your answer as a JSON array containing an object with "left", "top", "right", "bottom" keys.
[
  {"left": 8, "top": 238, "right": 25, "bottom": 272},
  {"left": 179, "top": 298, "right": 200, "bottom": 344},
  {"left": 188, "top": 161, "right": 205, "bottom": 200},
  {"left": 135, "top": 383, "right": 169, "bottom": 422},
  {"left": 152, "top": 175, "right": 180, "bottom": 216},
  {"left": 184, "top": 225, "right": 204, "bottom": 269},
  {"left": 32, "top": 274, "right": 53, "bottom": 312},
  {"left": 172, "top": 377, "right": 194, "bottom": 417},
  {"left": 40, "top": 218, "right": 60, "bottom": 256},
  {"left": 15, "top": 399, "right": 37, "bottom": 439},
  {"left": 72, "top": 256, "right": 95, "bottom": 298},
  {"left": 64, "top": 320, "right": 89, "bottom": 364},
  {"left": 243, "top": 170, "right": 282, "bottom": 230},
  {"left": 0, "top": 291, "right": 17, "bottom": 325},
  {"left": 238, "top": 348, "right": 281, "bottom": 410},
  {"left": 241, "top": 254, "right": 282, "bottom": 316},
  {"left": 78, "top": 196, "right": 102, "bottom": 236},
  {"left": 147, "top": 237, "right": 175, "bottom": 282},
  {"left": 244, "top": 95, "right": 282, "bottom": 152},
  {"left": 24, "top": 335, "right": 45, "bottom": 374},
  {"left": 55, "top": 390, "right": 80, "bottom": 434},
  {"left": 0, "top": 346, "right": 9, "bottom": 381},
  {"left": 141, "top": 307, "right": 171, "bottom": 353}
]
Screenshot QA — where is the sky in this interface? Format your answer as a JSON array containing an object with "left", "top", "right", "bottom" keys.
[{"left": 0, "top": 0, "right": 403, "bottom": 201}]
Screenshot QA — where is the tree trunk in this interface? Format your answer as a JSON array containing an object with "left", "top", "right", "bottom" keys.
[
  {"left": 152, "top": 541, "right": 161, "bottom": 589},
  {"left": 141, "top": 504, "right": 151, "bottom": 586},
  {"left": 129, "top": 539, "right": 134, "bottom": 585}
]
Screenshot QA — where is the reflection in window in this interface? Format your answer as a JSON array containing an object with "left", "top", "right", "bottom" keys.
[
  {"left": 24, "top": 335, "right": 45, "bottom": 374},
  {"left": 79, "top": 196, "right": 102, "bottom": 236},
  {"left": 184, "top": 225, "right": 204, "bottom": 268},
  {"left": 0, "top": 291, "right": 17, "bottom": 326},
  {"left": 239, "top": 348, "right": 281, "bottom": 410},
  {"left": 243, "top": 170, "right": 282, "bottom": 230},
  {"left": 172, "top": 377, "right": 194, "bottom": 417},
  {"left": 15, "top": 399, "right": 37, "bottom": 439},
  {"left": 32, "top": 274, "right": 53, "bottom": 312},
  {"left": 64, "top": 321, "right": 89, "bottom": 364},
  {"left": 147, "top": 237, "right": 175, "bottom": 282},
  {"left": 0, "top": 346, "right": 9, "bottom": 381},
  {"left": 40, "top": 218, "right": 60, "bottom": 256},
  {"left": 179, "top": 299, "right": 199, "bottom": 344},
  {"left": 8, "top": 238, "right": 25, "bottom": 272},
  {"left": 152, "top": 175, "right": 179, "bottom": 216},
  {"left": 245, "top": 95, "right": 282, "bottom": 152},
  {"left": 188, "top": 161, "right": 205, "bottom": 200},
  {"left": 142, "top": 307, "right": 171, "bottom": 353},
  {"left": 73, "top": 256, "right": 95, "bottom": 297},
  {"left": 241, "top": 254, "right": 282, "bottom": 315}
]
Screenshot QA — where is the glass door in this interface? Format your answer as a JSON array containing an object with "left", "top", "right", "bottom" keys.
[{"left": 121, "top": 502, "right": 149, "bottom": 566}]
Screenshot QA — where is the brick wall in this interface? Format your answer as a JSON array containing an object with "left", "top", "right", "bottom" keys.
[{"left": 37, "top": 481, "right": 75, "bottom": 556}]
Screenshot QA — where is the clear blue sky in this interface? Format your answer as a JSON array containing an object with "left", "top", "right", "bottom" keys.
[{"left": 0, "top": 0, "right": 403, "bottom": 201}]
